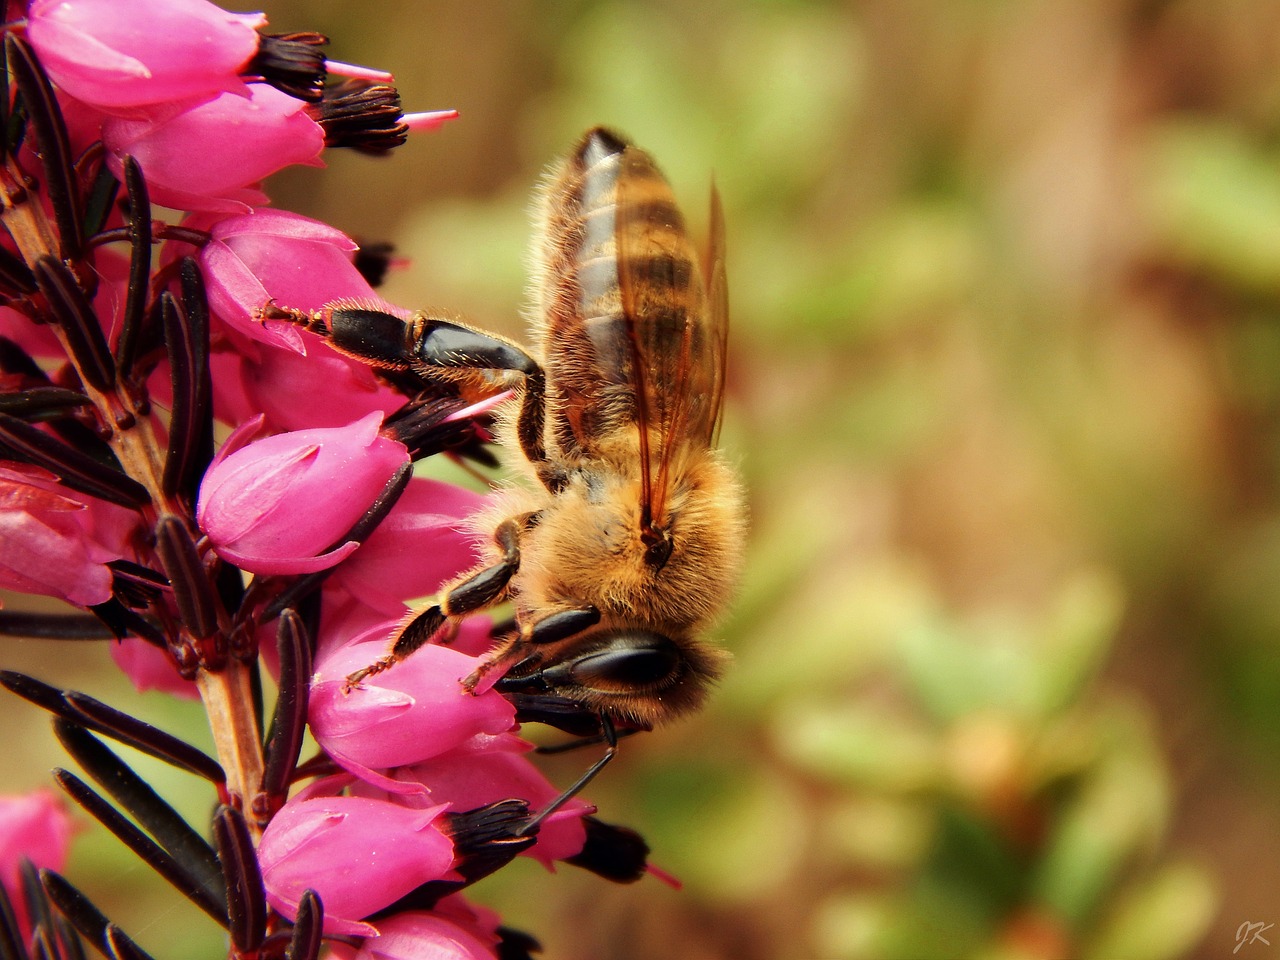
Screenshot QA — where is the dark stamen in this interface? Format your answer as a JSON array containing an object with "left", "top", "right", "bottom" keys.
[
  {"left": 312, "top": 80, "right": 407, "bottom": 155},
  {"left": 249, "top": 32, "right": 329, "bottom": 102}
]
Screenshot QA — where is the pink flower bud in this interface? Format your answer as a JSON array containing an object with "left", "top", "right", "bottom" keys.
[
  {"left": 0, "top": 463, "right": 138, "bottom": 606},
  {"left": 258, "top": 784, "right": 456, "bottom": 937},
  {"left": 310, "top": 631, "right": 515, "bottom": 793},
  {"left": 102, "top": 84, "right": 324, "bottom": 214},
  {"left": 197, "top": 209, "right": 390, "bottom": 350},
  {"left": 196, "top": 412, "right": 409, "bottom": 575},
  {"left": 0, "top": 789, "right": 74, "bottom": 937},
  {"left": 28, "top": 0, "right": 265, "bottom": 111}
]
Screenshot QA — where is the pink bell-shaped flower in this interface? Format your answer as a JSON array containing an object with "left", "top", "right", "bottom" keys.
[
  {"left": 197, "top": 209, "right": 390, "bottom": 350},
  {"left": 344, "top": 908, "right": 499, "bottom": 960},
  {"left": 108, "top": 637, "right": 199, "bottom": 700},
  {"left": 0, "top": 463, "right": 138, "bottom": 606},
  {"left": 365, "top": 733, "right": 590, "bottom": 869},
  {"left": 102, "top": 84, "right": 324, "bottom": 213},
  {"left": 258, "top": 782, "right": 456, "bottom": 937},
  {"left": 237, "top": 334, "right": 403, "bottom": 433},
  {"left": 328, "top": 478, "right": 487, "bottom": 620},
  {"left": 196, "top": 412, "right": 409, "bottom": 575},
  {"left": 309, "top": 629, "right": 516, "bottom": 793},
  {"left": 27, "top": 0, "right": 265, "bottom": 111}
]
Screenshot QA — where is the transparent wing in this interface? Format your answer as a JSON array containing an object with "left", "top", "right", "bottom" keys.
[{"left": 614, "top": 145, "right": 723, "bottom": 525}]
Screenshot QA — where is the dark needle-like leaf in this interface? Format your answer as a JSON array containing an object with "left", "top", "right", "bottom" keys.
[
  {"left": 52, "top": 722, "right": 225, "bottom": 901},
  {"left": 0, "top": 412, "right": 148, "bottom": 508},
  {"left": 0, "top": 610, "right": 115, "bottom": 641},
  {"left": 0, "top": 881, "right": 21, "bottom": 960},
  {"left": 53, "top": 768, "right": 228, "bottom": 926},
  {"left": 262, "top": 610, "right": 311, "bottom": 806},
  {"left": 39, "top": 871, "right": 156, "bottom": 960},
  {"left": 114, "top": 156, "right": 152, "bottom": 381},
  {"left": 284, "top": 890, "right": 324, "bottom": 960},
  {"left": 62, "top": 689, "right": 224, "bottom": 783},
  {"left": 81, "top": 162, "right": 118, "bottom": 240},
  {"left": 0, "top": 386, "right": 92, "bottom": 421},
  {"left": 32, "top": 257, "right": 114, "bottom": 392},
  {"left": 213, "top": 806, "right": 267, "bottom": 954},
  {"left": 0, "top": 671, "right": 223, "bottom": 782},
  {"left": 5, "top": 35, "right": 82, "bottom": 258},
  {"left": 0, "top": 241, "right": 35, "bottom": 294},
  {"left": 153, "top": 515, "right": 218, "bottom": 641},
  {"left": 103, "top": 926, "right": 149, "bottom": 960}
]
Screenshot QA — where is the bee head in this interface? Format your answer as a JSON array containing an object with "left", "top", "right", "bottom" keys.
[{"left": 496, "top": 628, "right": 728, "bottom": 726}]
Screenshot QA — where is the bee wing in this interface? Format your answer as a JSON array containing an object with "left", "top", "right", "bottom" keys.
[
  {"left": 614, "top": 145, "right": 724, "bottom": 524},
  {"left": 703, "top": 180, "right": 729, "bottom": 447}
]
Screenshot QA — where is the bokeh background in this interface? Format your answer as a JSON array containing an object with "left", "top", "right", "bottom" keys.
[{"left": 8, "top": 0, "right": 1280, "bottom": 957}]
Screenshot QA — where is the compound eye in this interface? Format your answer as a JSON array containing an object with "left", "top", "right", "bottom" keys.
[{"left": 568, "top": 640, "right": 681, "bottom": 691}]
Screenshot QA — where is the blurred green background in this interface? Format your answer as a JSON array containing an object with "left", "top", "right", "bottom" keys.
[{"left": 9, "top": 0, "right": 1280, "bottom": 956}]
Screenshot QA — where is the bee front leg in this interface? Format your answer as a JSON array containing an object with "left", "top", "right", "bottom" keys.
[{"left": 344, "top": 515, "right": 529, "bottom": 690}]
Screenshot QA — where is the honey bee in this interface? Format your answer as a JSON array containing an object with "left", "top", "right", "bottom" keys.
[{"left": 263, "top": 127, "right": 744, "bottom": 808}]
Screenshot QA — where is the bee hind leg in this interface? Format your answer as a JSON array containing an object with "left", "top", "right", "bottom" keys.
[{"left": 344, "top": 516, "right": 528, "bottom": 689}]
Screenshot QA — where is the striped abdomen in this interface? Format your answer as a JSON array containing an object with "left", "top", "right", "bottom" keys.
[{"left": 532, "top": 127, "right": 711, "bottom": 463}]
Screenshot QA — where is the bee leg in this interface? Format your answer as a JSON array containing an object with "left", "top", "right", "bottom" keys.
[
  {"left": 461, "top": 605, "right": 600, "bottom": 695},
  {"left": 344, "top": 516, "right": 526, "bottom": 689},
  {"left": 517, "top": 714, "right": 617, "bottom": 837},
  {"left": 258, "top": 302, "right": 538, "bottom": 388},
  {"left": 526, "top": 606, "right": 601, "bottom": 645}
]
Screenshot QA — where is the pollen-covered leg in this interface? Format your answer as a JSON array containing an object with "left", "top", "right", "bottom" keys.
[{"left": 344, "top": 516, "right": 528, "bottom": 688}]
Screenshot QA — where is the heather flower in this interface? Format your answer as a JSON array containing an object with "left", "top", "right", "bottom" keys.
[
  {"left": 0, "top": 463, "right": 138, "bottom": 606},
  {"left": 0, "top": 789, "right": 74, "bottom": 937},
  {"left": 101, "top": 84, "right": 325, "bottom": 213},
  {"left": 363, "top": 733, "right": 590, "bottom": 868},
  {"left": 309, "top": 631, "right": 516, "bottom": 792},
  {"left": 236, "top": 334, "right": 403, "bottom": 433},
  {"left": 341, "top": 907, "right": 500, "bottom": 960},
  {"left": 0, "top": 4, "right": 657, "bottom": 954},
  {"left": 258, "top": 782, "right": 456, "bottom": 937},
  {"left": 327, "top": 477, "right": 488, "bottom": 619},
  {"left": 27, "top": 0, "right": 265, "bottom": 111},
  {"left": 197, "top": 208, "right": 389, "bottom": 350},
  {"left": 196, "top": 411, "right": 409, "bottom": 574},
  {"left": 109, "top": 636, "right": 200, "bottom": 699}
]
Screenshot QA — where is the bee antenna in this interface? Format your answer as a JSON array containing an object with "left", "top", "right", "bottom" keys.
[{"left": 517, "top": 714, "right": 618, "bottom": 837}]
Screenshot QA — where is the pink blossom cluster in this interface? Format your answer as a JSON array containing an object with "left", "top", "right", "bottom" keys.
[{"left": 0, "top": 0, "right": 628, "bottom": 955}]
